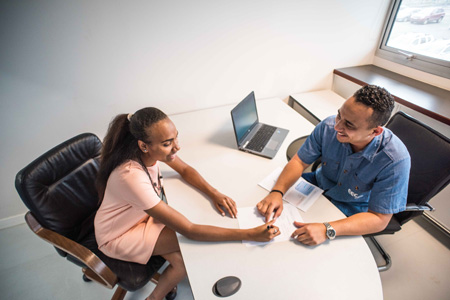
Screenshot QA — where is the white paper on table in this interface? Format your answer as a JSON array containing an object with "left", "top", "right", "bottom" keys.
[
  {"left": 237, "top": 203, "right": 303, "bottom": 247},
  {"left": 258, "top": 166, "right": 323, "bottom": 212}
]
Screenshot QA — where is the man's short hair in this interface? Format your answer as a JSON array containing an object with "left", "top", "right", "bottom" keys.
[{"left": 353, "top": 85, "right": 395, "bottom": 127}]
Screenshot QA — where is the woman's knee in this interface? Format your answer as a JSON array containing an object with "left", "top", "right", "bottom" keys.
[
  {"left": 163, "top": 251, "right": 187, "bottom": 277},
  {"left": 164, "top": 251, "right": 184, "bottom": 267}
]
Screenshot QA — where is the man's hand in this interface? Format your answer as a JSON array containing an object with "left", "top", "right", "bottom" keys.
[
  {"left": 291, "top": 221, "right": 328, "bottom": 246},
  {"left": 210, "top": 191, "right": 237, "bottom": 218},
  {"left": 256, "top": 192, "right": 284, "bottom": 222}
]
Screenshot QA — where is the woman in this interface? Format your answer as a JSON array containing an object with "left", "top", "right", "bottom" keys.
[{"left": 94, "top": 107, "right": 280, "bottom": 300}]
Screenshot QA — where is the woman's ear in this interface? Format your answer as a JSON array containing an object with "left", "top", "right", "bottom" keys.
[{"left": 137, "top": 140, "right": 148, "bottom": 153}]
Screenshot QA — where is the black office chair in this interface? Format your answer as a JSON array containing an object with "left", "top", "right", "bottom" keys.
[
  {"left": 364, "top": 111, "right": 450, "bottom": 271},
  {"left": 15, "top": 133, "right": 176, "bottom": 300}
]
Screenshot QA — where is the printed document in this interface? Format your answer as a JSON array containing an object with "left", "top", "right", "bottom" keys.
[
  {"left": 258, "top": 167, "right": 323, "bottom": 212},
  {"left": 238, "top": 203, "right": 303, "bottom": 247}
]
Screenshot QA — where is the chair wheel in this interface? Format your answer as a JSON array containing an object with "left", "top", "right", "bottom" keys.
[
  {"left": 165, "top": 286, "right": 177, "bottom": 300},
  {"left": 82, "top": 274, "right": 92, "bottom": 282}
]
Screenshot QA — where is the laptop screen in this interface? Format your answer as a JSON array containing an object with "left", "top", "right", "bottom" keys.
[{"left": 231, "top": 92, "right": 259, "bottom": 144}]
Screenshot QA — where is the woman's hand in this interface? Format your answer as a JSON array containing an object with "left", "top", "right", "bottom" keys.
[
  {"left": 248, "top": 220, "right": 281, "bottom": 242},
  {"left": 210, "top": 191, "right": 238, "bottom": 218}
]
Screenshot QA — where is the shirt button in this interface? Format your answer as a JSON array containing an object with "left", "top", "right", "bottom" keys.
[
  {"left": 338, "top": 182, "right": 342, "bottom": 186},
  {"left": 343, "top": 170, "right": 348, "bottom": 174},
  {"left": 355, "top": 186, "right": 359, "bottom": 190}
]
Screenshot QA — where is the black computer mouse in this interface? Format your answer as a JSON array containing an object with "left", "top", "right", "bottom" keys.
[{"left": 212, "top": 276, "right": 242, "bottom": 297}]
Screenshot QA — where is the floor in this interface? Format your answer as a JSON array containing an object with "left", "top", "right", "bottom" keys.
[{"left": 0, "top": 217, "right": 449, "bottom": 300}]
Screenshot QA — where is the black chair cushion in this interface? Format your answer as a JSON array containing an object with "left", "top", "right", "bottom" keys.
[
  {"left": 77, "top": 231, "right": 166, "bottom": 291},
  {"left": 386, "top": 112, "right": 450, "bottom": 225},
  {"left": 64, "top": 209, "right": 167, "bottom": 291},
  {"left": 15, "top": 133, "right": 102, "bottom": 240}
]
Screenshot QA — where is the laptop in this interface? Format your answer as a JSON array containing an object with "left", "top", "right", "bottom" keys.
[{"left": 231, "top": 91, "right": 289, "bottom": 159}]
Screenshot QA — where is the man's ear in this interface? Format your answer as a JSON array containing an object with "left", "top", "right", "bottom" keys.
[{"left": 372, "top": 126, "right": 384, "bottom": 137}]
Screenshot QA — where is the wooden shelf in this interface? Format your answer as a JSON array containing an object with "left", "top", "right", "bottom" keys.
[{"left": 334, "top": 65, "right": 450, "bottom": 126}]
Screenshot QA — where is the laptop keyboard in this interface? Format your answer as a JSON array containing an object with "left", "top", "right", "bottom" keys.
[{"left": 246, "top": 124, "right": 276, "bottom": 152}]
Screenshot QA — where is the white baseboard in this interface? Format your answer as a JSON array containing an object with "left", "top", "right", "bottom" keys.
[{"left": 0, "top": 213, "right": 26, "bottom": 230}]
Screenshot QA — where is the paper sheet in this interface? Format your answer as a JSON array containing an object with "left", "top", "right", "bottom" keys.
[
  {"left": 258, "top": 167, "right": 323, "bottom": 212},
  {"left": 237, "top": 203, "right": 303, "bottom": 247}
]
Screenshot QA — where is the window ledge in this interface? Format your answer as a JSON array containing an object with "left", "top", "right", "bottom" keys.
[{"left": 334, "top": 65, "right": 450, "bottom": 126}]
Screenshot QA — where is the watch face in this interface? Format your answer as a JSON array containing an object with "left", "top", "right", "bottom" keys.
[{"left": 327, "top": 229, "right": 336, "bottom": 238}]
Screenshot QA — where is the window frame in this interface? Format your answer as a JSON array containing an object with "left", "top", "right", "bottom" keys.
[{"left": 376, "top": 0, "right": 450, "bottom": 79}]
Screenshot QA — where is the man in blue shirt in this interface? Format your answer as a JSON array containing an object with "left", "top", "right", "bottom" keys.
[{"left": 257, "top": 85, "right": 410, "bottom": 245}]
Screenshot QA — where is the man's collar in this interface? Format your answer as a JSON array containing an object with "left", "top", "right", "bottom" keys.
[{"left": 347, "top": 135, "right": 382, "bottom": 162}]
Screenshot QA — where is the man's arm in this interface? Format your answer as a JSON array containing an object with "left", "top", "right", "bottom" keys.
[
  {"left": 292, "top": 211, "right": 392, "bottom": 246},
  {"left": 256, "top": 154, "right": 310, "bottom": 222},
  {"left": 166, "top": 156, "right": 237, "bottom": 218}
]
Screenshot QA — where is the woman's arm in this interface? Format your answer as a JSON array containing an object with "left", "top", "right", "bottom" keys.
[
  {"left": 146, "top": 202, "right": 279, "bottom": 242},
  {"left": 166, "top": 156, "right": 237, "bottom": 218}
]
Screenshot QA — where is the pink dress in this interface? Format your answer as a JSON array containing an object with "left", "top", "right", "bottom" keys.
[{"left": 94, "top": 160, "right": 165, "bottom": 264}]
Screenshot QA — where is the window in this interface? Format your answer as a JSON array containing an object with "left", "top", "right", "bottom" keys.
[{"left": 376, "top": 0, "right": 450, "bottom": 79}]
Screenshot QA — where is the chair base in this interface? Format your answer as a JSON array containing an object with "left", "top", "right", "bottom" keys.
[
  {"left": 112, "top": 286, "right": 127, "bottom": 300},
  {"left": 84, "top": 271, "right": 177, "bottom": 300},
  {"left": 368, "top": 236, "right": 392, "bottom": 272}
]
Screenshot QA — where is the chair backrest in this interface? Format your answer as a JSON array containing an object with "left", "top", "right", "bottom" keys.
[
  {"left": 15, "top": 133, "right": 102, "bottom": 241},
  {"left": 386, "top": 112, "right": 450, "bottom": 225}
]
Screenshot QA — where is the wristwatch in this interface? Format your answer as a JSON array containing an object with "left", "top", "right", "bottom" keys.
[{"left": 323, "top": 222, "right": 336, "bottom": 240}]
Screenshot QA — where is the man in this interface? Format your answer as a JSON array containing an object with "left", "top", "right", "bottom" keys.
[{"left": 257, "top": 85, "right": 411, "bottom": 246}]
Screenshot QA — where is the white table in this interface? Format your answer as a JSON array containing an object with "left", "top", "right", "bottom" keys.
[{"left": 161, "top": 98, "right": 382, "bottom": 300}]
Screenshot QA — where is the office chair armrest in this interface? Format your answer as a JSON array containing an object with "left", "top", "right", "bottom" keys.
[
  {"left": 311, "top": 158, "right": 322, "bottom": 172},
  {"left": 404, "top": 203, "right": 435, "bottom": 212},
  {"left": 25, "top": 212, "right": 118, "bottom": 289}
]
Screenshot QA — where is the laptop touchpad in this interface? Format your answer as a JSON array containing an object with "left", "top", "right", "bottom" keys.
[{"left": 266, "top": 140, "right": 278, "bottom": 150}]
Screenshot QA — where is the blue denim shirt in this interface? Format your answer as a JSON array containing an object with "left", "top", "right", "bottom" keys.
[{"left": 297, "top": 116, "right": 411, "bottom": 217}]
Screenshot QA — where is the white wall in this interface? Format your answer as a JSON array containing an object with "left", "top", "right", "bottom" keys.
[{"left": 0, "top": 0, "right": 391, "bottom": 225}]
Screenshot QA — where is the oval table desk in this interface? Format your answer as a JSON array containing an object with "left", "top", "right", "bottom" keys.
[{"left": 161, "top": 97, "right": 383, "bottom": 300}]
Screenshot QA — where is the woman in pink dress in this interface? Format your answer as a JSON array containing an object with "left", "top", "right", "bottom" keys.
[{"left": 94, "top": 107, "right": 280, "bottom": 300}]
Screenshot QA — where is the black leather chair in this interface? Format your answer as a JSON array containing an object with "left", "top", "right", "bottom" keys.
[
  {"left": 365, "top": 111, "right": 450, "bottom": 271},
  {"left": 15, "top": 133, "right": 176, "bottom": 300}
]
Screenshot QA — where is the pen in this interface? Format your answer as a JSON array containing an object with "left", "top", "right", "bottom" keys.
[{"left": 267, "top": 225, "right": 278, "bottom": 234}]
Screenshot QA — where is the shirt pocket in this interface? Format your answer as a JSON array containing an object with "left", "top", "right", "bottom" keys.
[
  {"left": 351, "top": 173, "right": 373, "bottom": 193},
  {"left": 321, "top": 157, "right": 340, "bottom": 180}
]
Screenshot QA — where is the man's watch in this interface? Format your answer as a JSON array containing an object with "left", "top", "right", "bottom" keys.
[{"left": 323, "top": 222, "right": 336, "bottom": 240}]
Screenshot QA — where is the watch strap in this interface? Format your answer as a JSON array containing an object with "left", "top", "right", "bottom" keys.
[{"left": 323, "top": 222, "right": 336, "bottom": 240}]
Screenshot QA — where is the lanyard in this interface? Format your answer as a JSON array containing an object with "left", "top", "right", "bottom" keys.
[{"left": 138, "top": 158, "right": 167, "bottom": 204}]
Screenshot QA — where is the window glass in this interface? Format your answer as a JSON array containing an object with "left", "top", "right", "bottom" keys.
[
  {"left": 377, "top": 0, "right": 450, "bottom": 78},
  {"left": 386, "top": 1, "right": 449, "bottom": 62}
]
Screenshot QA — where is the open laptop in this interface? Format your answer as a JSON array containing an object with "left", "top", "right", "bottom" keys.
[{"left": 231, "top": 91, "right": 289, "bottom": 159}]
